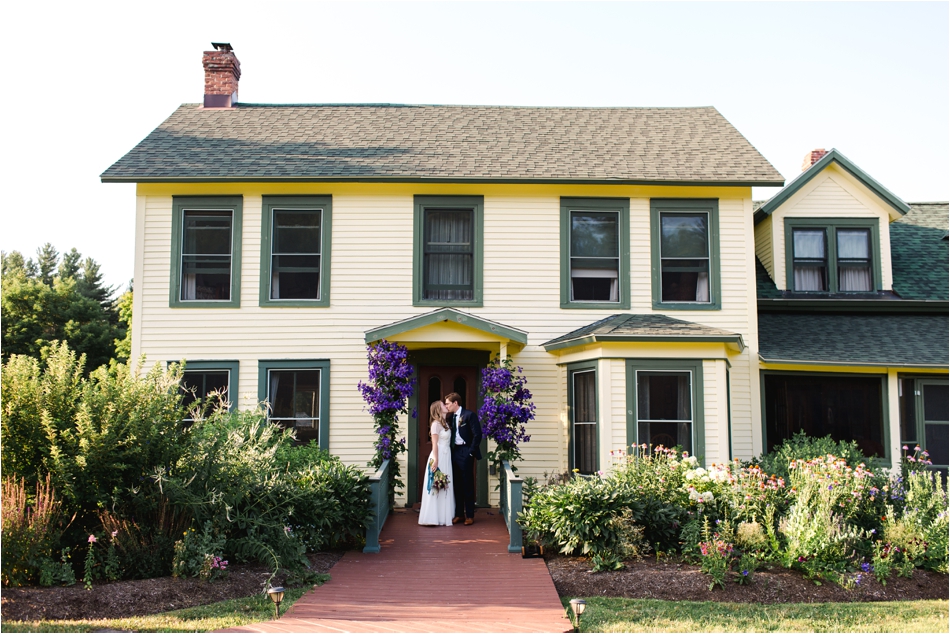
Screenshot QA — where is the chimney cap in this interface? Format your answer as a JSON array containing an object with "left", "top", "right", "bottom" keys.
[{"left": 211, "top": 42, "right": 234, "bottom": 52}]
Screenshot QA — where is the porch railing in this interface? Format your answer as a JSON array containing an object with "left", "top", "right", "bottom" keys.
[
  {"left": 499, "top": 460, "right": 524, "bottom": 554},
  {"left": 363, "top": 459, "right": 391, "bottom": 554}
]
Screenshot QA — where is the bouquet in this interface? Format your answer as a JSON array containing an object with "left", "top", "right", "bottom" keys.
[{"left": 427, "top": 460, "right": 451, "bottom": 494}]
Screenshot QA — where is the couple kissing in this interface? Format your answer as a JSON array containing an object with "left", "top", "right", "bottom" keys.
[{"left": 418, "top": 392, "right": 482, "bottom": 527}]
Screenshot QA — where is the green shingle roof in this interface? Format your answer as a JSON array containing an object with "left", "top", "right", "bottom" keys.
[
  {"left": 890, "top": 221, "right": 949, "bottom": 300},
  {"left": 543, "top": 314, "right": 744, "bottom": 351},
  {"left": 101, "top": 104, "right": 783, "bottom": 184},
  {"left": 758, "top": 313, "right": 948, "bottom": 367},
  {"left": 755, "top": 257, "right": 783, "bottom": 299}
]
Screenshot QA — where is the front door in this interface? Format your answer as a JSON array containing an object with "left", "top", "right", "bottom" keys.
[{"left": 416, "top": 365, "right": 479, "bottom": 504}]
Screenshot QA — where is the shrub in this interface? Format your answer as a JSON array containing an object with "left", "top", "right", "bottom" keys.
[
  {"left": 157, "top": 407, "right": 371, "bottom": 572},
  {"left": 97, "top": 500, "right": 191, "bottom": 579},
  {"left": 518, "top": 475, "right": 645, "bottom": 566},
  {"left": 1, "top": 474, "right": 72, "bottom": 587},
  {"left": 754, "top": 431, "right": 875, "bottom": 481}
]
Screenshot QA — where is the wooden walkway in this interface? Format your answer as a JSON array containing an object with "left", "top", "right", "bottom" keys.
[{"left": 222, "top": 508, "right": 570, "bottom": 633}]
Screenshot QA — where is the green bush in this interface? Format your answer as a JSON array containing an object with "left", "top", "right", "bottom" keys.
[
  {"left": 156, "top": 408, "right": 371, "bottom": 573},
  {"left": 518, "top": 474, "right": 645, "bottom": 565},
  {"left": 753, "top": 431, "right": 876, "bottom": 480}
]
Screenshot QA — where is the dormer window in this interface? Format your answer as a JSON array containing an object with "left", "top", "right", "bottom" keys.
[{"left": 785, "top": 219, "right": 880, "bottom": 293}]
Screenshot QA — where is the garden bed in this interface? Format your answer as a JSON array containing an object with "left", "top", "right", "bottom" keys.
[
  {"left": 0, "top": 552, "right": 342, "bottom": 622},
  {"left": 546, "top": 554, "right": 950, "bottom": 604}
]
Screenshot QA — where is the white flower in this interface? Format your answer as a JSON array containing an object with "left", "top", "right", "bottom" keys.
[
  {"left": 684, "top": 471, "right": 695, "bottom": 481},
  {"left": 689, "top": 489, "right": 701, "bottom": 501},
  {"left": 694, "top": 467, "right": 707, "bottom": 477},
  {"left": 685, "top": 456, "right": 699, "bottom": 467},
  {"left": 702, "top": 491, "right": 714, "bottom": 502}
]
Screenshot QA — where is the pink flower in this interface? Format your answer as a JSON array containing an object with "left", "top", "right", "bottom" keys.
[
  {"left": 88, "top": 534, "right": 97, "bottom": 544},
  {"left": 111, "top": 531, "right": 118, "bottom": 538}
]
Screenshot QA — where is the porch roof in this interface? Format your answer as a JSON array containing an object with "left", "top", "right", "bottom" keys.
[
  {"left": 758, "top": 312, "right": 949, "bottom": 368},
  {"left": 542, "top": 314, "right": 745, "bottom": 352},
  {"left": 364, "top": 308, "right": 528, "bottom": 346}
]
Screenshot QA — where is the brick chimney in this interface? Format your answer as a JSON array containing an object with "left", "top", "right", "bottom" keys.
[
  {"left": 801, "top": 148, "right": 828, "bottom": 171},
  {"left": 202, "top": 43, "right": 241, "bottom": 108}
]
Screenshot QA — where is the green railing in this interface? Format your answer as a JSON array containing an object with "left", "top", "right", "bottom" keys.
[
  {"left": 363, "top": 459, "right": 391, "bottom": 554},
  {"left": 498, "top": 460, "right": 523, "bottom": 554}
]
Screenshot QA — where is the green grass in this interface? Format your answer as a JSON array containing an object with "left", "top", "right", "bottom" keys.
[
  {"left": 560, "top": 597, "right": 950, "bottom": 633},
  {"left": 1, "top": 586, "right": 310, "bottom": 633}
]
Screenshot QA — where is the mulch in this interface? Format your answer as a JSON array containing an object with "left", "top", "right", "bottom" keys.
[
  {"left": 0, "top": 553, "right": 342, "bottom": 622},
  {"left": 3, "top": 551, "right": 948, "bottom": 623},
  {"left": 546, "top": 555, "right": 950, "bottom": 604}
]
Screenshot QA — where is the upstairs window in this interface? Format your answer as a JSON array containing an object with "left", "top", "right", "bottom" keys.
[
  {"left": 171, "top": 197, "right": 243, "bottom": 308},
  {"left": 785, "top": 219, "right": 880, "bottom": 293},
  {"left": 413, "top": 196, "right": 483, "bottom": 306},
  {"left": 561, "top": 198, "right": 630, "bottom": 309},
  {"left": 260, "top": 196, "right": 332, "bottom": 307},
  {"left": 650, "top": 199, "right": 721, "bottom": 310}
]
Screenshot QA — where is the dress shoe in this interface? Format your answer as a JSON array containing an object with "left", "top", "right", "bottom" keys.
[
  {"left": 464, "top": 518, "right": 474, "bottom": 525},
  {"left": 452, "top": 517, "right": 461, "bottom": 524}
]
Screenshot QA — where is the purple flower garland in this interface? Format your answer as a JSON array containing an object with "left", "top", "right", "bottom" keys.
[
  {"left": 479, "top": 355, "right": 535, "bottom": 473},
  {"left": 357, "top": 340, "right": 414, "bottom": 496}
]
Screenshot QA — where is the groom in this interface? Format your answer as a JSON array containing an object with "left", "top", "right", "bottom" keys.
[{"left": 444, "top": 392, "right": 482, "bottom": 525}]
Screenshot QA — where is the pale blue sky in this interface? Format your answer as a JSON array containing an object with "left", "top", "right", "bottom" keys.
[{"left": 2, "top": 1, "right": 947, "bottom": 290}]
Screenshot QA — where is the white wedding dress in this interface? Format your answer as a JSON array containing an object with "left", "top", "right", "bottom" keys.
[{"left": 418, "top": 421, "right": 455, "bottom": 526}]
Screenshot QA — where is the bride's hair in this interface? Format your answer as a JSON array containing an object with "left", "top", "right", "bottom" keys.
[{"left": 429, "top": 400, "right": 449, "bottom": 430}]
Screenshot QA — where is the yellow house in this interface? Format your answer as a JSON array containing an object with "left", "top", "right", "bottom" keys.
[
  {"left": 102, "top": 45, "right": 947, "bottom": 507},
  {"left": 754, "top": 149, "right": 948, "bottom": 477}
]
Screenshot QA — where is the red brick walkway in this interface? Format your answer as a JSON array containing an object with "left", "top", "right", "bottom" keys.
[{"left": 222, "top": 508, "right": 570, "bottom": 633}]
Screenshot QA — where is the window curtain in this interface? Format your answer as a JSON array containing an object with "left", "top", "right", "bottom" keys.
[
  {"left": 571, "top": 268, "right": 619, "bottom": 301},
  {"left": 270, "top": 270, "right": 280, "bottom": 297},
  {"left": 182, "top": 274, "right": 197, "bottom": 300},
  {"left": 793, "top": 230, "right": 826, "bottom": 291},
  {"left": 695, "top": 272, "right": 709, "bottom": 302},
  {"left": 837, "top": 230, "right": 872, "bottom": 291},
  {"left": 268, "top": 372, "right": 280, "bottom": 416},
  {"left": 427, "top": 212, "right": 472, "bottom": 300}
]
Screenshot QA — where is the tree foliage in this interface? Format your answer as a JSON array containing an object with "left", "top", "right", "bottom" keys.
[{"left": 1, "top": 245, "right": 124, "bottom": 372}]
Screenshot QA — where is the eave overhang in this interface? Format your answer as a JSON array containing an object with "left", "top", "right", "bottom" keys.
[
  {"left": 364, "top": 307, "right": 527, "bottom": 347},
  {"left": 101, "top": 175, "right": 784, "bottom": 186},
  {"left": 543, "top": 332, "right": 745, "bottom": 353}
]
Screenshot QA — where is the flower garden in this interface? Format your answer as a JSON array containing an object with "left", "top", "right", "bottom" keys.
[{"left": 520, "top": 437, "right": 948, "bottom": 590}]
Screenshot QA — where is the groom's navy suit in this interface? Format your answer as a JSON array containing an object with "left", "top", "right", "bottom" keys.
[{"left": 450, "top": 407, "right": 482, "bottom": 521}]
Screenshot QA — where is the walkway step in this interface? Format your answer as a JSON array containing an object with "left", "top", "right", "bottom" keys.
[{"left": 223, "top": 508, "right": 570, "bottom": 633}]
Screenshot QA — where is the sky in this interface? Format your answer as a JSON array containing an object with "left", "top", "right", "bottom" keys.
[{"left": 1, "top": 1, "right": 947, "bottom": 291}]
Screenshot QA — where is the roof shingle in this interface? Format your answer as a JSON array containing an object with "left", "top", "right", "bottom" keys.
[{"left": 101, "top": 104, "right": 783, "bottom": 184}]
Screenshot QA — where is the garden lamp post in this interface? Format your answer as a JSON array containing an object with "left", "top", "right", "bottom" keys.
[
  {"left": 569, "top": 598, "right": 586, "bottom": 632},
  {"left": 267, "top": 586, "right": 285, "bottom": 619}
]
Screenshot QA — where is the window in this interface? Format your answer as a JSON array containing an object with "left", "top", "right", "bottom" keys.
[
  {"left": 561, "top": 198, "right": 630, "bottom": 309},
  {"left": 651, "top": 200, "right": 720, "bottom": 309},
  {"left": 177, "top": 360, "right": 239, "bottom": 422},
  {"left": 763, "top": 373, "right": 887, "bottom": 458},
  {"left": 260, "top": 196, "right": 332, "bottom": 307},
  {"left": 626, "top": 359, "right": 705, "bottom": 459},
  {"left": 413, "top": 196, "right": 483, "bottom": 306},
  {"left": 784, "top": 219, "right": 880, "bottom": 293},
  {"left": 170, "top": 197, "right": 243, "bottom": 308},
  {"left": 568, "top": 363, "right": 598, "bottom": 474},
  {"left": 900, "top": 377, "right": 949, "bottom": 478},
  {"left": 258, "top": 360, "right": 330, "bottom": 447}
]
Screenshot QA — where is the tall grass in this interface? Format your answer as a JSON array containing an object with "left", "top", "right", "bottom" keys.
[{"left": 1, "top": 474, "right": 72, "bottom": 586}]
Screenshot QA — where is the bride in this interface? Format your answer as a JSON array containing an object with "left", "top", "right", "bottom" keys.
[{"left": 418, "top": 400, "right": 456, "bottom": 526}]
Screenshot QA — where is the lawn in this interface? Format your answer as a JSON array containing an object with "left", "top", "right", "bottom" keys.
[
  {"left": 560, "top": 597, "right": 949, "bottom": 633},
  {"left": 1, "top": 587, "right": 309, "bottom": 633}
]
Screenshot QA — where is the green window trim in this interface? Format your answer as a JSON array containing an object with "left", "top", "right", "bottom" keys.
[
  {"left": 258, "top": 359, "right": 331, "bottom": 450},
  {"left": 560, "top": 197, "right": 631, "bottom": 309},
  {"left": 170, "top": 196, "right": 243, "bottom": 308},
  {"left": 170, "top": 359, "right": 240, "bottom": 413},
  {"left": 898, "top": 374, "right": 949, "bottom": 472},
  {"left": 259, "top": 196, "right": 332, "bottom": 307},
  {"left": 782, "top": 217, "right": 882, "bottom": 293},
  {"left": 625, "top": 358, "right": 706, "bottom": 463},
  {"left": 759, "top": 369, "right": 891, "bottom": 467},
  {"left": 650, "top": 199, "right": 721, "bottom": 310},
  {"left": 567, "top": 360, "right": 599, "bottom": 473},
  {"left": 413, "top": 195, "right": 484, "bottom": 307}
]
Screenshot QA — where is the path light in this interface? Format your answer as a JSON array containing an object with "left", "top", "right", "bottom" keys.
[
  {"left": 267, "top": 586, "right": 285, "bottom": 619},
  {"left": 569, "top": 598, "right": 586, "bottom": 632}
]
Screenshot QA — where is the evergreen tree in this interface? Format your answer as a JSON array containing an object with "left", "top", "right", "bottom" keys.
[
  {"left": 77, "top": 256, "right": 116, "bottom": 313},
  {"left": 58, "top": 247, "right": 83, "bottom": 281},
  {"left": 35, "top": 243, "right": 59, "bottom": 287}
]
